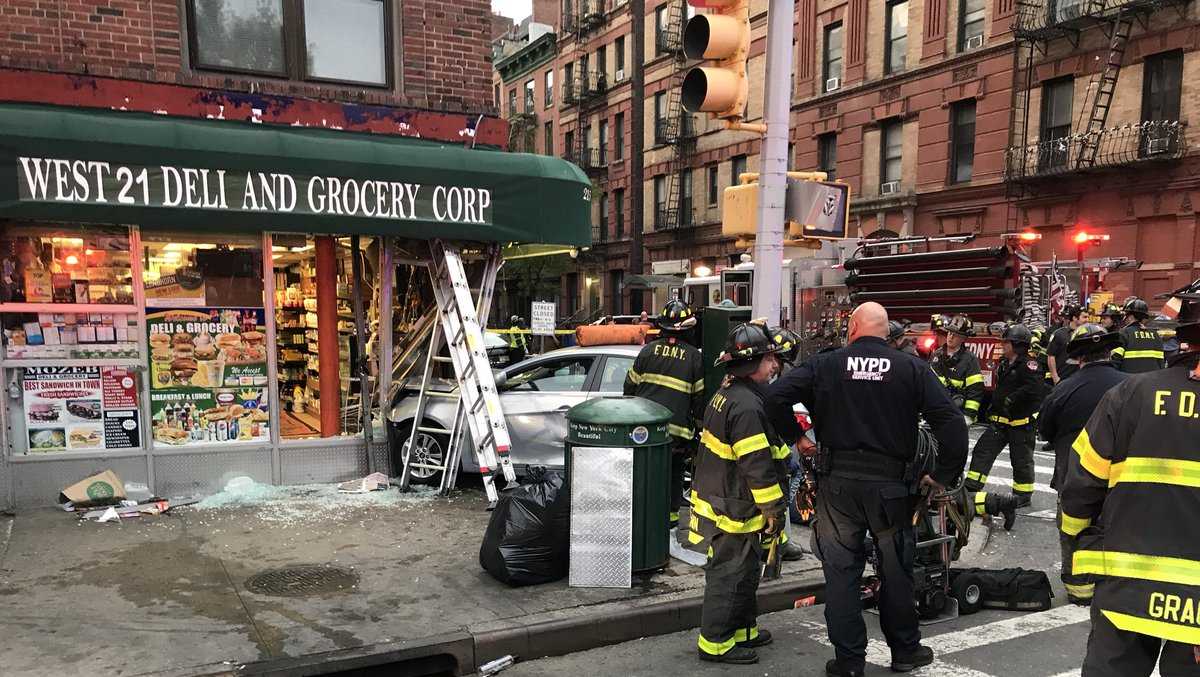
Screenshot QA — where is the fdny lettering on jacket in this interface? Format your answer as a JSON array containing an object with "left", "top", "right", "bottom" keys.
[
  {"left": 1152, "top": 390, "right": 1200, "bottom": 418},
  {"left": 845, "top": 356, "right": 892, "bottom": 381},
  {"left": 653, "top": 342, "right": 691, "bottom": 360}
]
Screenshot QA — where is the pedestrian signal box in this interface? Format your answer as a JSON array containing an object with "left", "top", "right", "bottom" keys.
[{"left": 721, "top": 173, "right": 851, "bottom": 242}]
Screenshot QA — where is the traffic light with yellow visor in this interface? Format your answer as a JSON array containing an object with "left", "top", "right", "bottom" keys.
[{"left": 681, "top": 0, "right": 750, "bottom": 122}]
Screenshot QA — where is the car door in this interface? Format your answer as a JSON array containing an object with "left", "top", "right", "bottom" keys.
[{"left": 499, "top": 354, "right": 598, "bottom": 468}]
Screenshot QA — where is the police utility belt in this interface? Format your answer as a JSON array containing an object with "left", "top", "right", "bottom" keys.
[{"left": 815, "top": 444, "right": 913, "bottom": 482}]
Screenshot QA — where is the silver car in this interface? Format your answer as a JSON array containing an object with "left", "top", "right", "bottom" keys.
[{"left": 388, "top": 344, "right": 641, "bottom": 483}]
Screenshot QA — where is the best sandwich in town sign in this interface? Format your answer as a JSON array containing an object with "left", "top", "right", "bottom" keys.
[{"left": 16, "top": 156, "right": 494, "bottom": 225}]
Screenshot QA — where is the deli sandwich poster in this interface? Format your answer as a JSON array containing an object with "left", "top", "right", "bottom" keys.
[{"left": 23, "top": 366, "right": 140, "bottom": 452}]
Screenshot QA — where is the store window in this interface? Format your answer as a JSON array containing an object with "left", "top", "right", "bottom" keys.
[
  {"left": 141, "top": 234, "right": 269, "bottom": 448},
  {"left": 187, "top": 0, "right": 388, "bottom": 86},
  {"left": 2, "top": 225, "right": 142, "bottom": 456},
  {"left": 272, "top": 235, "right": 378, "bottom": 440}
]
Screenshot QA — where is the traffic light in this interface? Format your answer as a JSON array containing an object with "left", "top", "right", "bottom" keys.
[{"left": 681, "top": 0, "right": 750, "bottom": 122}]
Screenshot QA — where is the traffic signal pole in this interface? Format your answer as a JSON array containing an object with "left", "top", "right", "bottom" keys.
[{"left": 749, "top": 0, "right": 794, "bottom": 326}]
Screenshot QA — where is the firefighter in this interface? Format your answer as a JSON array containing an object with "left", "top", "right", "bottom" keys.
[
  {"left": 1047, "top": 305, "right": 1085, "bottom": 383},
  {"left": 689, "top": 323, "right": 786, "bottom": 665},
  {"left": 930, "top": 314, "right": 949, "bottom": 352},
  {"left": 1112, "top": 297, "right": 1166, "bottom": 373},
  {"left": 887, "top": 320, "right": 919, "bottom": 357},
  {"left": 765, "top": 302, "right": 968, "bottom": 677},
  {"left": 507, "top": 315, "right": 529, "bottom": 362},
  {"left": 930, "top": 314, "right": 985, "bottom": 423},
  {"left": 1037, "top": 323, "right": 1127, "bottom": 606},
  {"left": 965, "top": 323, "right": 1045, "bottom": 507},
  {"left": 1099, "top": 303, "right": 1122, "bottom": 332},
  {"left": 1031, "top": 326, "right": 1054, "bottom": 390},
  {"left": 1060, "top": 281, "right": 1200, "bottom": 676},
  {"left": 625, "top": 298, "right": 704, "bottom": 528}
]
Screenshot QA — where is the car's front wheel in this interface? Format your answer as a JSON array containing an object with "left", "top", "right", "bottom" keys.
[{"left": 390, "top": 419, "right": 450, "bottom": 486}]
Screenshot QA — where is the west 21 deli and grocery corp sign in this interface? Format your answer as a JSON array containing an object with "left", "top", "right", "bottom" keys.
[{"left": 16, "top": 156, "right": 494, "bottom": 225}]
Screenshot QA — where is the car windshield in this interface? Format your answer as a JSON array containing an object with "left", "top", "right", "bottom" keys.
[{"left": 503, "top": 356, "right": 594, "bottom": 392}]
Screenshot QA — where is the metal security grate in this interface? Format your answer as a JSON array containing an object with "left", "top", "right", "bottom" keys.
[{"left": 244, "top": 565, "right": 359, "bottom": 597}]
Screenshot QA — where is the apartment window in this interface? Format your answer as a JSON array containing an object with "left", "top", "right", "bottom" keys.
[
  {"left": 1053, "top": 0, "right": 1083, "bottom": 23},
  {"left": 950, "top": 101, "right": 976, "bottom": 183},
  {"left": 583, "top": 124, "right": 593, "bottom": 156},
  {"left": 597, "top": 45, "right": 606, "bottom": 79},
  {"left": 616, "top": 36, "right": 626, "bottom": 74},
  {"left": 1039, "top": 78, "right": 1073, "bottom": 170},
  {"left": 544, "top": 70, "right": 554, "bottom": 108},
  {"left": 823, "top": 23, "right": 843, "bottom": 92},
  {"left": 615, "top": 112, "right": 625, "bottom": 160},
  {"left": 524, "top": 80, "right": 536, "bottom": 112},
  {"left": 599, "top": 120, "right": 609, "bottom": 164},
  {"left": 707, "top": 165, "right": 719, "bottom": 205},
  {"left": 544, "top": 121, "right": 554, "bottom": 156},
  {"left": 565, "top": 130, "right": 575, "bottom": 159},
  {"left": 881, "top": 121, "right": 903, "bottom": 186},
  {"left": 1141, "top": 51, "right": 1183, "bottom": 155},
  {"left": 494, "top": 84, "right": 501, "bottom": 107},
  {"left": 654, "top": 175, "right": 667, "bottom": 228},
  {"left": 599, "top": 192, "right": 609, "bottom": 241},
  {"left": 817, "top": 134, "right": 837, "bottom": 181},
  {"left": 959, "top": 0, "right": 985, "bottom": 51},
  {"left": 681, "top": 170, "right": 693, "bottom": 225},
  {"left": 885, "top": 1, "right": 908, "bottom": 75},
  {"left": 188, "top": 0, "right": 388, "bottom": 85},
  {"left": 654, "top": 92, "right": 666, "bottom": 143},
  {"left": 731, "top": 155, "right": 747, "bottom": 186},
  {"left": 615, "top": 189, "right": 625, "bottom": 239},
  {"left": 508, "top": 89, "right": 518, "bottom": 115},
  {"left": 656, "top": 6, "right": 669, "bottom": 55},
  {"left": 564, "top": 62, "right": 574, "bottom": 101}
]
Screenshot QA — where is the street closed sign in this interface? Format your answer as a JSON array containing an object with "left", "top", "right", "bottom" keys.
[{"left": 531, "top": 301, "right": 556, "bottom": 337}]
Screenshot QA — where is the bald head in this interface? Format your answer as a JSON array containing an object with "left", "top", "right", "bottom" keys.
[{"left": 848, "top": 302, "right": 889, "bottom": 343}]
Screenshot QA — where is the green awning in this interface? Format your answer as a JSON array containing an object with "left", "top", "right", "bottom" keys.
[{"left": 0, "top": 103, "right": 591, "bottom": 246}]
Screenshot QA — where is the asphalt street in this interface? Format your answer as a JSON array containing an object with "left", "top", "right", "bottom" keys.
[{"left": 503, "top": 426, "right": 1124, "bottom": 677}]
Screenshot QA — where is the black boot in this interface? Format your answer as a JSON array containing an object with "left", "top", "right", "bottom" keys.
[
  {"left": 891, "top": 644, "right": 935, "bottom": 672},
  {"left": 1013, "top": 492, "right": 1032, "bottom": 509},
  {"left": 698, "top": 645, "right": 758, "bottom": 664},
  {"left": 983, "top": 493, "right": 1019, "bottom": 531},
  {"left": 737, "top": 628, "right": 772, "bottom": 648},
  {"left": 825, "top": 658, "right": 865, "bottom": 677},
  {"left": 780, "top": 539, "right": 805, "bottom": 561}
]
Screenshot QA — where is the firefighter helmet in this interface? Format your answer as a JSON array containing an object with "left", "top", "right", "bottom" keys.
[
  {"left": 931, "top": 314, "right": 949, "bottom": 333},
  {"left": 715, "top": 322, "right": 782, "bottom": 374},
  {"left": 769, "top": 326, "right": 802, "bottom": 365},
  {"left": 1099, "top": 303, "right": 1123, "bottom": 318},
  {"left": 1061, "top": 304, "right": 1083, "bottom": 320},
  {"left": 946, "top": 314, "right": 974, "bottom": 337},
  {"left": 1001, "top": 323, "right": 1033, "bottom": 347},
  {"left": 1067, "top": 323, "right": 1121, "bottom": 358},
  {"left": 887, "top": 320, "right": 906, "bottom": 344},
  {"left": 657, "top": 298, "right": 697, "bottom": 332},
  {"left": 1122, "top": 297, "right": 1151, "bottom": 319}
]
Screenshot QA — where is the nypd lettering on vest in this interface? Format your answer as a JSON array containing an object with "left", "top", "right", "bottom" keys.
[{"left": 846, "top": 356, "right": 892, "bottom": 381}]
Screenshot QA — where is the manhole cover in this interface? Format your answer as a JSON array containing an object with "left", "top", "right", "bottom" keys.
[{"left": 244, "top": 565, "right": 359, "bottom": 597}]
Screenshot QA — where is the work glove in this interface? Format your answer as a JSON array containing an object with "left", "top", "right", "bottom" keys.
[{"left": 764, "top": 515, "right": 783, "bottom": 537}]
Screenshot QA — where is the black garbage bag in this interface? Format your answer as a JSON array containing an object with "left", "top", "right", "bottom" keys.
[{"left": 479, "top": 468, "right": 570, "bottom": 586}]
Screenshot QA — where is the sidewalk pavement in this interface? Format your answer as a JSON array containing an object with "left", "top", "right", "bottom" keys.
[{"left": 0, "top": 483, "right": 824, "bottom": 676}]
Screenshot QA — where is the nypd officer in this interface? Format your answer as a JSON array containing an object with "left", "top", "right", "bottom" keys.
[
  {"left": 1111, "top": 297, "right": 1166, "bottom": 373},
  {"left": 689, "top": 322, "right": 786, "bottom": 665},
  {"left": 1037, "top": 324, "right": 1127, "bottom": 606},
  {"left": 1061, "top": 281, "right": 1200, "bottom": 676},
  {"left": 625, "top": 298, "right": 704, "bottom": 527},
  {"left": 767, "top": 302, "right": 968, "bottom": 677}
]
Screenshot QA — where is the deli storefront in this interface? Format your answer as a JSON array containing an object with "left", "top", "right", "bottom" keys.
[{"left": 0, "top": 104, "right": 589, "bottom": 508}]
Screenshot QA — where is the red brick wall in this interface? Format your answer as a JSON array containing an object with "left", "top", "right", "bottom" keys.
[{"left": 0, "top": 0, "right": 495, "bottom": 114}]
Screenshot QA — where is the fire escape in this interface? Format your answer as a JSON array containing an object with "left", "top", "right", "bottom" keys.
[
  {"left": 1005, "top": 0, "right": 1188, "bottom": 232},
  {"left": 562, "top": 0, "right": 608, "bottom": 187},
  {"left": 655, "top": 0, "right": 698, "bottom": 234}
]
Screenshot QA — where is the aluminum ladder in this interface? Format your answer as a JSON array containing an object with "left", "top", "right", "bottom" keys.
[{"left": 398, "top": 241, "right": 514, "bottom": 505}]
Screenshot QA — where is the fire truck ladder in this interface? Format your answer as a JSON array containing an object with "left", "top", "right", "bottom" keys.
[
  {"left": 1074, "top": 7, "right": 1133, "bottom": 169},
  {"left": 398, "top": 242, "right": 513, "bottom": 505}
]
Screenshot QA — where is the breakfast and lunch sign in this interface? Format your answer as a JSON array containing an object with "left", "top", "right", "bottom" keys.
[
  {"left": 146, "top": 308, "right": 271, "bottom": 446},
  {"left": 22, "top": 366, "right": 140, "bottom": 453}
]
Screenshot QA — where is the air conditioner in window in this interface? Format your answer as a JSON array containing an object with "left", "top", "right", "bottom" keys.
[
  {"left": 615, "top": 68, "right": 625, "bottom": 82},
  {"left": 964, "top": 35, "right": 983, "bottom": 50},
  {"left": 825, "top": 77, "right": 841, "bottom": 92},
  {"left": 880, "top": 181, "right": 901, "bottom": 195},
  {"left": 1147, "top": 137, "right": 1171, "bottom": 155}
]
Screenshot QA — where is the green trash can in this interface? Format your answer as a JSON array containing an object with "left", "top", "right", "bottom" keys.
[{"left": 566, "top": 396, "right": 673, "bottom": 574}]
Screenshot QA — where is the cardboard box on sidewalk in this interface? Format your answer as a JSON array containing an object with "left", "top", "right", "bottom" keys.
[{"left": 59, "top": 469, "right": 126, "bottom": 507}]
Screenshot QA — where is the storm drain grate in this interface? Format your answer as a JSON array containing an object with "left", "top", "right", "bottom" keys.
[{"left": 244, "top": 565, "right": 359, "bottom": 597}]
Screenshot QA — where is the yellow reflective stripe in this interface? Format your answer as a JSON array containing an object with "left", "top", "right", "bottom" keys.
[
  {"left": 964, "top": 373, "right": 984, "bottom": 386},
  {"left": 1107, "top": 456, "right": 1200, "bottom": 489},
  {"left": 1111, "top": 346, "right": 1126, "bottom": 357},
  {"left": 668, "top": 423, "right": 695, "bottom": 439},
  {"left": 1122, "top": 350, "right": 1164, "bottom": 360},
  {"left": 732, "top": 433, "right": 770, "bottom": 458},
  {"left": 692, "top": 379, "right": 705, "bottom": 394},
  {"left": 990, "top": 415, "right": 1031, "bottom": 426},
  {"left": 936, "top": 375, "right": 949, "bottom": 386},
  {"left": 733, "top": 626, "right": 760, "bottom": 642},
  {"left": 700, "top": 429, "right": 735, "bottom": 460},
  {"left": 974, "top": 491, "right": 987, "bottom": 515},
  {"left": 1012, "top": 482, "right": 1035, "bottom": 493},
  {"left": 772, "top": 443, "right": 792, "bottom": 460},
  {"left": 750, "top": 483, "right": 784, "bottom": 504},
  {"left": 1060, "top": 512, "right": 1091, "bottom": 536},
  {"left": 626, "top": 370, "right": 642, "bottom": 384},
  {"left": 669, "top": 511, "right": 680, "bottom": 522},
  {"left": 966, "top": 471, "right": 987, "bottom": 483},
  {"left": 1072, "top": 429, "right": 1111, "bottom": 481},
  {"left": 1101, "top": 610, "right": 1200, "bottom": 645},
  {"left": 946, "top": 377, "right": 965, "bottom": 388},
  {"left": 689, "top": 514, "right": 699, "bottom": 531},
  {"left": 639, "top": 372, "right": 693, "bottom": 394},
  {"left": 1064, "top": 583, "right": 1094, "bottom": 599},
  {"left": 687, "top": 529, "right": 705, "bottom": 545},
  {"left": 698, "top": 633, "right": 737, "bottom": 656},
  {"left": 690, "top": 491, "right": 766, "bottom": 533},
  {"left": 1074, "top": 550, "right": 1200, "bottom": 587},
  {"left": 964, "top": 400, "right": 981, "bottom": 412}
]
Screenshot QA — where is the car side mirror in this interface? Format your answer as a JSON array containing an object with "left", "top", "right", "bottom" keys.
[{"left": 493, "top": 370, "right": 508, "bottom": 389}]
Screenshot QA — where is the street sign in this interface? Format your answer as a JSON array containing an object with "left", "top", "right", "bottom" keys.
[
  {"left": 785, "top": 179, "right": 850, "bottom": 240},
  {"left": 530, "top": 301, "right": 556, "bottom": 337}
]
